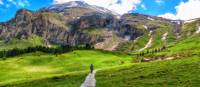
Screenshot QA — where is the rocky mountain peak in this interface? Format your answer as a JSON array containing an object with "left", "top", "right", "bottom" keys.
[
  {"left": 40, "top": 1, "right": 118, "bottom": 15},
  {"left": 40, "top": 1, "right": 90, "bottom": 12},
  {"left": 61, "top": 1, "right": 89, "bottom": 7},
  {"left": 16, "top": 8, "right": 30, "bottom": 13},
  {"left": 49, "top": 1, "right": 90, "bottom": 10},
  {"left": 15, "top": 9, "right": 33, "bottom": 18}
]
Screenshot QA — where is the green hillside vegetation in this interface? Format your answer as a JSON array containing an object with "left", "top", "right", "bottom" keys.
[
  {"left": 0, "top": 13, "right": 199, "bottom": 87},
  {"left": 96, "top": 56, "right": 200, "bottom": 87},
  {"left": 117, "top": 33, "right": 149, "bottom": 53},
  {"left": 1, "top": 32, "right": 199, "bottom": 87},
  {"left": 182, "top": 20, "right": 199, "bottom": 37},
  {"left": 117, "top": 20, "right": 176, "bottom": 53},
  {"left": 3, "top": 71, "right": 87, "bottom": 87},
  {"left": 0, "top": 50, "right": 132, "bottom": 86},
  {"left": 168, "top": 34, "right": 200, "bottom": 52},
  {"left": 141, "top": 31, "right": 200, "bottom": 60},
  {"left": 82, "top": 28, "right": 109, "bottom": 36},
  {"left": 151, "top": 22, "right": 176, "bottom": 48},
  {"left": 0, "top": 35, "right": 44, "bottom": 51},
  {"left": 3, "top": 55, "right": 199, "bottom": 87}
]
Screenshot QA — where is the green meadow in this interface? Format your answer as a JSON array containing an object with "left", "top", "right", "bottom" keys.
[
  {"left": 2, "top": 55, "right": 199, "bottom": 87},
  {"left": 0, "top": 25, "right": 199, "bottom": 87},
  {"left": 0, "top": 50, "right": 132, "bottom": 86}
]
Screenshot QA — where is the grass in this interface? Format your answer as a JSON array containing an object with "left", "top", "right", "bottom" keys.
[
  {"left": 117, "top": 33, "right": 149, "bottom": 53},
  {"left": 3, "top": 55, "right": 199, "bottom": 87},
  {"left": 82, "top": 28, "right": 109, "bottom": 36},
  {"left": 0, "top": 50, "right": 133, "bottom": 86},
  {"left": 3, "top": 71, "right": 88, "bottom": 87},
  {"left": 96, "top": 56, "right": 200, "bottom": 87},
  {"left": 168, "top": 34, "right": 200, "bottom": 52},
  {"left": 0, "top": 16, "right": 199, "bottom": 87},
  {"left": 0, "top": 35, "right": 44, "bottom": 51},
  {"left": 17, "top": 74, "right": 86, "bottom": 87},
  {"left": 116, "top": 19, "right": 176, "bottom": 53},
  {"left": 182, "top": 20, "right": 199, "bottom": 37},
  {"left": 0, "top": 34, "right": 199, "bottom": 87},
  {"left": 138, "top": 33, "right": 200, "bottom": 61}
]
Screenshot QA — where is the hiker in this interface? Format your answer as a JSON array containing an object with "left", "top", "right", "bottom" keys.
[{"left": 90, "top": 64, "right": 94, "bottom": 73}]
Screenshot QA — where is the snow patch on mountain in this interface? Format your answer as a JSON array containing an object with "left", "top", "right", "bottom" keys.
[
  {"left": 162, "top": 32, "right": 168, "bottom": 41},
  {"left": 196, "top": 26, "right": 200, "bottom": 34},
  {"left": 41, "top": 1, "right": 119, "bottom": 15}
]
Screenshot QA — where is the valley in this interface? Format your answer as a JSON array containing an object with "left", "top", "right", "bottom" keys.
[{"left": 0, "top": 1, "right": 199, "bottom": 87}]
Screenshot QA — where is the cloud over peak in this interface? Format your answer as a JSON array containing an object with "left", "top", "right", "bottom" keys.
[
  {"left": 155, "top": 0, "right": 164, "bottom": 4},
  {"left": 0, "top": 0, "right": 3, "bottom": 5},
  {"left": 160, "top": 0, "right": 200, "bottom": 20},
  {"left": 53, "top": 0, "right": 141, "bottom": 15}
]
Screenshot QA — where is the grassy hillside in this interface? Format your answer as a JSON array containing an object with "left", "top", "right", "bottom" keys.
[
  {"left": 0, "top": 35, "right": 44, "bottom": 51},
  {"left": 3, "top": 71, "right": 87, "bottom": 87},
  {"left": 168, "top": 34, "right": 200, "bottom": 52},
  {"left": 0, "top": 15, "right": 199, "bottom": 87},
  {"left": 116, "top": 19, "right": 176, "bottom": 53},
  {"left": 182, "top": 19, "right": 200, "bottom": 37},
  {"left": 96, "top": 56, "right": 200, "bottom": 87},
  {"left": 141, "top": 30, "right": 200, "bottom": 59},
  {"left": 3, "top": 55, "right": 199, "bottom": 87},
  {"left": 1, "top": 34, "right": 199, "bottom": 87},
  {"left": 0, "top": 50, "right": 133, "bottom": 86}
]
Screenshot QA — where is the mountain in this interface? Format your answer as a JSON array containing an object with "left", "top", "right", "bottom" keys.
[
  {"left": 0, "top": 1, "right": 200, "bottom": 87},
  {"left": 40, "top": 1, "right": 118, "bottom": 15},
  {"left": 0, "top": 1, "right": 199, "bottom": 52}
]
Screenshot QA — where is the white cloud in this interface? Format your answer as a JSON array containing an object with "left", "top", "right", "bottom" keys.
[
  {"left": 7, "top": 0, "right": 29, "bottom": 7},
  {"left": 18, "top": 0, "right": 30, "bottom": 7},
  {"left": 141, "top": 4, "right": 147, "bottom": 10},
  {"left": 176, "top": 0, "right": 200, "bottom": 20},
  {"left": 159, "top": 0, "right": 200, "bottom": 20},
  {"left": 8, "top": 0, "right": 17, "bottom": 5},
  {"left": 53, "top": 0, "right": 141, "bottom": 15},
  {"left": 0, "top": 0, "right": 3, "bottom": 5},
  {"left": 159, "top": 13, "right": 178, "bottom": 20},
  {"left": 155, "top": 0, "right": 164, "bottom": 4},
  {"left": 6, "top": 4, "right": 10, "bottom": 8}
]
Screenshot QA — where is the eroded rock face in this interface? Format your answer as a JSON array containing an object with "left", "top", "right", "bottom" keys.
[
  {"left": 0, "top": 9, "right": 110, "bottom": 46},
  {"left": 71, "top": 12, "right": 117, "bottom": 29}
]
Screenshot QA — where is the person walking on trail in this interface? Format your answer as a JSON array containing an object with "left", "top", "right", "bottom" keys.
[{"left": 90, "top": 64, "right": 94, "bottom": 73}]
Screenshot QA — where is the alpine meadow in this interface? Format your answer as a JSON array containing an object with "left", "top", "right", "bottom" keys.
[{"left": 0, "top": 0, "right": 199, "bottom": 87}]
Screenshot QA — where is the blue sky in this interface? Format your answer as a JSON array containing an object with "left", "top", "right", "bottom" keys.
[
  {"left": 0, "top": 0, "right": 199, "bottom": 22},
  {"left": 135, "top": 0, "right": 187, "bottom": 16},
  {"left": 0, "top": 0, "right": 53, "bottom": 22}
]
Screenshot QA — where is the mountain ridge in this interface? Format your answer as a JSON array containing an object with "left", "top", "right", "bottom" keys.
[{"left": 0, "top": 1, "right": 199, "bottom": 52}]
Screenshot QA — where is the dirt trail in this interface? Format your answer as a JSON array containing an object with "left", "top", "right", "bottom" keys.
[{"left": 80, "top": 71, "right": 96, "bottom": 87}]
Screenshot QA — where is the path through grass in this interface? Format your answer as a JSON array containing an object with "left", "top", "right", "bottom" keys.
[{"left": 0, "top": 50, "right": 132, "bottom": 85}]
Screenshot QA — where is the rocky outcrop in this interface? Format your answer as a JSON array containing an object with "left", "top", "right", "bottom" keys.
[
  {"left": 0, "top": 9, "right": 105, "bottom": 45},
  {"left": 71, "top": 12, "right": 117, "bottom": 29}
]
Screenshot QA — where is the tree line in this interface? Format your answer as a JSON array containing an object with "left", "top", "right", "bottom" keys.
[
  {"left": 137, "top": 45, "right": 166, "bottom": 57},
  {"left": 0, "top": 44, "right": 93, "bottom": 59}
]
